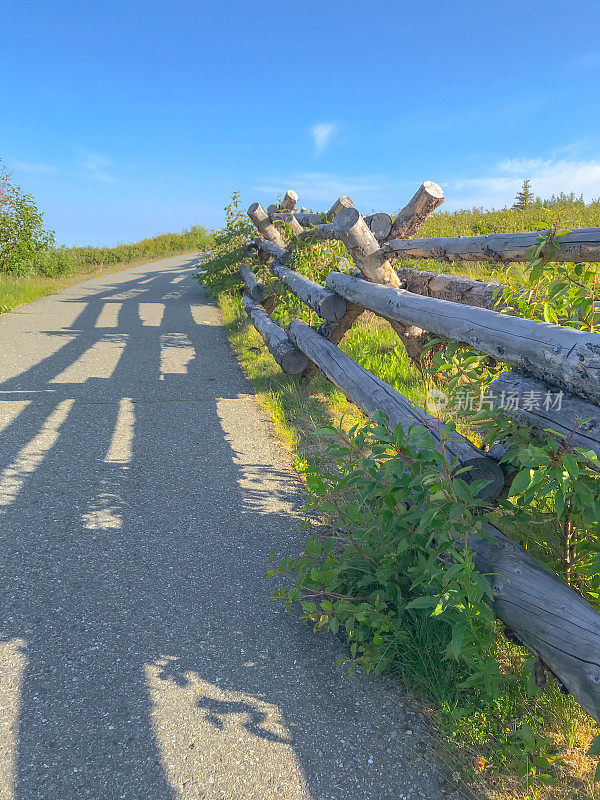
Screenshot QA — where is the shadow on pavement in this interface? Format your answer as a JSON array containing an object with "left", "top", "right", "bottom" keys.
[{"left": 0, "top": 258, "right": 443, "bottom": 799}]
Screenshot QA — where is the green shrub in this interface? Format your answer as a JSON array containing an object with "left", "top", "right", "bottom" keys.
[
  {"left": 0, "top": 159, "right": 214, "bottom": 278},
  {"left": 0, "top": 161, "right": 55, "bottom": 275}
]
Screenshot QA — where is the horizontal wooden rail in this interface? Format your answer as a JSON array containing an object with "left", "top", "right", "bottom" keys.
[
  {"left": 287, "top": 319, "right": 504, "bottom": 501},
  {"left": 250, "top": 238, "right": 347, "bottom": 321},
  {"left": 326, "top": 272, "right": 600, "bottom": 404},
  {"left": 396, "top": 267, "right": 502, "bottom": 308},
  {"left": 380, "top": 227, "right": 600, "bottom": 263},
  {"left": 240, "top": 184, "right": 600, "bottom": 722},
  {"left": 240, "top": 266, "right": 270, "bottom": 303},
  {"left": 487, "top": 371, "right": 600, "bottom": 470},
  {"left": 287, "top": 320, "right": 600, "bottom": 722},
  {"left": 270, "top": 262, "right": 347, "bottom": 321},
  {"left": 242, "top": 296, "right": 308, "bottom": 375}
]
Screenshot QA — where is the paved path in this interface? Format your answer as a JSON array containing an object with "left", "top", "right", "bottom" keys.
[{"left": 0, "top": 255, "right": 457, "bottom": 799}]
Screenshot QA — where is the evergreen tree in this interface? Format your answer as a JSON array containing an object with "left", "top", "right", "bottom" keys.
[{"left": 512, "top": 179, "right": 534, "bottom": 211}]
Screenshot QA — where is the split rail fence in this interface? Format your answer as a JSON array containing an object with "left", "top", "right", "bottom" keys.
[{"left": 238, "top": 183, "right": 600, "bottom": 723}]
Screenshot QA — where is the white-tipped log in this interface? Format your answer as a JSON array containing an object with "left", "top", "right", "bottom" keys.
[
  {"left": 382, "top": 227, "right": 600, "bottom": 263},
  {"left": 240, "top": 266, "right": 271, "bottom": 303},
  {"left": 327, "top": 195, "right": 354, "bottom": 218},
  {"left": 247, "top": 203, "right": 286, "bottom": 248},
  {"left": 281, "top": 189, "right": 298, "bottom": 211},
  {"left": 326, "top": 272, "right": 600, "bottom": 404},
  {"left": 388, "top": 181, "right": 445, "bottom": 240},
  {"left": 242, "top": 296, "right": 308, "bottom": 375},
  {"left": 330, "top": 208, "right": 400, "bottom": 287},
  {"left": 487, "top": 372, "right": 600, "bottom": 471},
  {"left": 287, "top": 319, "right": 504, "bottom": 501},
  {"left": 364, "top": 213, "right": 393, "bottom": 241}
]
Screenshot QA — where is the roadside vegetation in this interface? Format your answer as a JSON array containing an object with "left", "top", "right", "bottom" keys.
[
  {"left": 200, "top": 190, "right": 600, "bottom": 800},
  {"left": 0, "top": 159, "right": 213, "bottom": 312}
]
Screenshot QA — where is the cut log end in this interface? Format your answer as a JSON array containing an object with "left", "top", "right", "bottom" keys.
[
  {"left": 318, "top": 292, "right": 348, "bottom": 322},
  {"left": 281, "top": 190, "right": 299, "bottom": 211},
  {"left": 331, "top": 207, "right": 361, "bottom": 232},
  {"left": 279, "top": 346, "right": 310, "bottom": 375},
  {"left": 327, "top": 195, "right": 354, "bottom": 218},
  {"left": 457, "top": 456, "right": 506, "bottom": 503},
  {"left": 366, "top": 212, "right": 392, "bottom": 241},
  {"left": 422, "top": 180, "right": 444, "bottom": 200}
]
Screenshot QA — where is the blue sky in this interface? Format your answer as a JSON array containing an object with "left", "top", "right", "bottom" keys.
[{"left": 2, "top": 0, "right": 600, "bottom": 246}]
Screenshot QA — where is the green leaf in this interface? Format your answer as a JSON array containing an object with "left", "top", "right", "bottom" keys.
[
  {"left": 406, "top": 596, "right": 439, "bottom": 610},
  {"left": 562, "top": 453, "right": 579, "bottom": 479},
  {"left": 305, "top": 537, "right": 322, "bottom": 558},
  {"left": 536, "top": 772, "right": 557, "bottom": 785},
  {"left": 543, "top": 302, "right": 559, "bottom": 323},
  {"left": 509, "top": 468, "right": 533, "bottom": 497},
  {"left": 314, "top": 426, "right": 338, "bottom": 436},
  {"left": 446, "top": 623, "right": 466, "bottom": 659}
]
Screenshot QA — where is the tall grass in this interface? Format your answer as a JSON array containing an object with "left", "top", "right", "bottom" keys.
[
  {"left": 7, "top": 225, "right": 214, "bottom": 278},
  {"left": 418, "top": 201, "right": 600, "bottom": 238}
]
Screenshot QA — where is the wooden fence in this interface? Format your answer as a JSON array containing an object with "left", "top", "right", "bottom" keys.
[{"left": 239, "top": 182, "right": 600, "bottom": 724}]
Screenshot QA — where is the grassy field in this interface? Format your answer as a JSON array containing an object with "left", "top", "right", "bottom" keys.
[
  {"left": 0, "top": 225, "right": 213, "bottom": 314},
  {"left": 205, "top": 196, "right": 600, "bottom": 800}
]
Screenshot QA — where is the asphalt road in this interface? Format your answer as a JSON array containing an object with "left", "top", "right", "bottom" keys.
[{"left": 0, "top": 255, "right": 461, "bottom": 800}]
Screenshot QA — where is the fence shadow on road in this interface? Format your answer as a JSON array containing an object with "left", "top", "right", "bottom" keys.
[{"left": 0, "top": 260, "right": 435, "bottom": 800}]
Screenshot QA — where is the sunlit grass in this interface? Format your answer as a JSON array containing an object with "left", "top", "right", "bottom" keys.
[{"left": 0, "top": 251, "right": 199, "bottom": 315}]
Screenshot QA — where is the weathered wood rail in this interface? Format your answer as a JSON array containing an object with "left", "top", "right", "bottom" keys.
[
  {"left": 381, "top": 227, "right": 600, "bottom": 263},
  {"left": 235, "top": 182, "right": 600, "bottom": 723}
]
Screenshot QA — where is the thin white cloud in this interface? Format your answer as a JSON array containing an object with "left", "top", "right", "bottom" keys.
[
  {"left": 255, "top": 154, "right": 600, "bottom": 216},
  {"left": 309, "top": 123, "right": 338, "bottom": 155},
  {"left": 11, "top": 159, "right": 59, "bottom": 175},
  {"left": 76, "top": 149, "right": 117, "bottom": 183},
  {"left": 255, "top": 172, "right": 402, "bottom": 210},
  {"left": 445, "top": 157, "right": 600, "bottom": 209}
]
